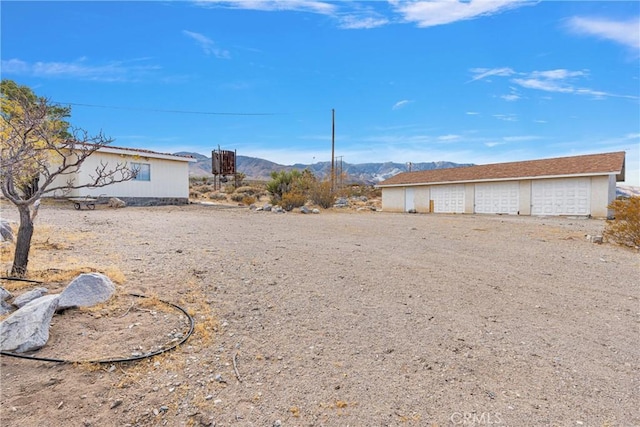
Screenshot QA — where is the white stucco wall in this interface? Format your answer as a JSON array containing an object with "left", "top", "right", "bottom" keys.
[
  {"left": 381, "top": 187, "right": 405, "bottom": 212},
  {"left": 48, "top": 150, "right": 191, "bottom": 199},
  {"left": 590, "top": 175, "right": 616, "bottom": 218}
]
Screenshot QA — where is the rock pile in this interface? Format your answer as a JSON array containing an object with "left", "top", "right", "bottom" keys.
[{"left": 0, "top": 273, "right": 116, "bottom": 353}]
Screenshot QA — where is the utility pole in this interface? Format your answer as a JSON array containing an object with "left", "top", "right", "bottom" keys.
[{"left": 331, "top": 108, "right": 335, "bottom": 192}]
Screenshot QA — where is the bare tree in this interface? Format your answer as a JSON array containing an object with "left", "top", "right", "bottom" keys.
[{"left": 1, "top": 80, "right": 135, "bottom": 277}]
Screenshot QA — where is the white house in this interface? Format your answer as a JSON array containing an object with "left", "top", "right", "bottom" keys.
[
  {"left": 376, "top": 151, "right": 626, "bottom": 218},
  {"left": 53, "top": 145, "right": 196, "bottom": 206}
]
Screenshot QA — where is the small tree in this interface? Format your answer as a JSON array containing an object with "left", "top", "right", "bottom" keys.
[{"left": 1, "top": 80, "right": 135, "bottom": 277}]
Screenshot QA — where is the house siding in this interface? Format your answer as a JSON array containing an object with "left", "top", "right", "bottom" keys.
[{"left": 47, "top": 148, "right": 193, "bottom": 204}]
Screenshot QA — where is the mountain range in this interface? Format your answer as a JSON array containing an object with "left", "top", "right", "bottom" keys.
[{"left": 177, "top": 152, "right": 472, "bottom": 185}]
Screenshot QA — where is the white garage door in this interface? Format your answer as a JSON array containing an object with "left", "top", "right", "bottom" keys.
[
  {"left": 431, "top": 184, "right": 465, "bottom": 213},
  {"left": 475, "top": 182, "right": 519, "bottom": 215},
  {"left": 531, "top": 178, "right": 591, "bottom": 216}
]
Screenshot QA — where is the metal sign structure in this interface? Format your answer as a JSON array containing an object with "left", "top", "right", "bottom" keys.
[{"left": 211, "top": 147, "right": 238, "bottom": 190}]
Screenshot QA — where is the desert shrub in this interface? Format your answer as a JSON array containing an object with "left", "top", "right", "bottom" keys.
[
  {"left": 235, "top": 186, "right": 259, "bottom": 195},
  {"left": 309, "top": 180, "right": 334, "bottom": 208},
  {"left": 604, "top": 196, "right": 640, "bottom": 248},
  {"left": 266, "top": 170, "right": 303, "bottom": 201},
  {"left": 230, "top": 193, "right": 246, "bottom": 202},
  {"left": 208, "top": 193, "right": 227, "bottom": 201},
  {"left": 280, "top": 191, "right": 307, "bottom": 211},
  {"left": 242, "top": 195, "right": 256, "bottom": 206}
]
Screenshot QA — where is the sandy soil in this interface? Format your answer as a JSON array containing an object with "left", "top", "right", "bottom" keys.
[{"left": 0, "top": 200, "right": 638, "bottom": 427}]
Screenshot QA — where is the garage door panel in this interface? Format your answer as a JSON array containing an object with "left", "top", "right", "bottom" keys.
[
  {"left": 532, "top": 178, "right": 590, "bottom": 216},
  {"left": 475, "top": 182, "right": 519, "bottom": 215},
  {"left": 431, "top": 185, "right": 465, "bottom": 213}
]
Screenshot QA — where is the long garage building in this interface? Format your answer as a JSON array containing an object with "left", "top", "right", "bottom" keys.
[{"left": 376, "top": 151, "right": 626, "bottom": 218}]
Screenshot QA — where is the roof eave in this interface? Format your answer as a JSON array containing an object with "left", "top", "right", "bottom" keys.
[
  {"left": 376, "top": 171, "right": 623, "bottom": 188},
  {"left": 97, "top": 146, "right": 197, "bottom": 162}
]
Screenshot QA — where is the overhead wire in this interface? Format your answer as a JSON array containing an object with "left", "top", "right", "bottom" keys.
[{"left": 52, "top": 101, "right": 279, "bottom": 116}]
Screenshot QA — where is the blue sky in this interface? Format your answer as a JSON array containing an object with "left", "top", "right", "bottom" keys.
[{"left": 2, "top": 0, "right": 639, "bottom": 185}]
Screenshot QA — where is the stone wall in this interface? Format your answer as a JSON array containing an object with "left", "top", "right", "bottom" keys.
[{"left": 115, "top": 197, "right": 189, "bottom": 207}]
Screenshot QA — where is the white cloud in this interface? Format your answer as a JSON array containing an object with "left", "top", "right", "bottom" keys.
[
  {"left": 484, "top": 141, "right": 505, "bottom": 148},
  {"left": 566, "top": 16, "right": 640, "bottom": 50},
  {"left": 194, "top": 0, "right": 337, "bottom": 15},
  {"left": 196, "top": 0, "right": 536, "bottom": 31},
  {"left": 471, "top": 67, "right": 638, "bottom": 100},
  {"left": 437, "top": 134, "right": 461, "bottom": 142},
  {"left": 512, "top": 77, "right": 573, "bottom": 93},
  {"left": 501, "top": 94, "right": 520, "bottom": 101},
  {"left": 466, "top": 111, "right": 480, "bottom": 115},
  {"left": 493, "top": 114, "right": 518, "bottom": 122},
  {"left": 530, "top": 69, "right": 587, "bottom": 80},
  {"left": 392, "top": 99, "right": 413, "bottom": 110},
  {"left": 0, "top": 59, "right": 29, "bottom": 74},
  {"left": 391, "top": 0, "right": 531, "bottom": 28},
  {"left": 1, "top": 57, "right": 160, "bottom": 82},
  {"left": 468, "top": 67, "right": 515, "bottom": 82},
  {"left": 339, "top": 14, "right": 389, "bottom": 29},
  {"left": 183, "top": 30, "right": 230, "bottom": 58},
  {"left": 502, "top": 135, "right": 542, "bottom": 142}
]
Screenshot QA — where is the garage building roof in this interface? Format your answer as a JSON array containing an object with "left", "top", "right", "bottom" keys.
[{"left": 377, "top": 151, "right": 626, "bottom": 187}]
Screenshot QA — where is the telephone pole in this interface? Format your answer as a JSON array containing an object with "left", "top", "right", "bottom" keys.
[{"left": 331, "top": 108, "right": 335, "bottom": 192}]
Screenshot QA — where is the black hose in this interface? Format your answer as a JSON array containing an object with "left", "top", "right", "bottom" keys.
[
  {"left": 0, "top": 293, "right": 195, "bottom": 364},
  {"left": 0, "top": 276, "right": 44, "bottom": 284}
]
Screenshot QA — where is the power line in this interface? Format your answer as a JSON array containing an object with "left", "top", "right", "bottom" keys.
[{"left": 52, "top": 101, "right": 278, "bottom": 116}]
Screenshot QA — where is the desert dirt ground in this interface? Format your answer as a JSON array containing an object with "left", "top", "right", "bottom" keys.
[{"left": 0, "top": 199, "right": 638, "bottom": 427}]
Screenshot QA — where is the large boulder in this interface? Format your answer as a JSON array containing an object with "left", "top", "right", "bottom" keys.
[
  {"left": 0, "top": 300, "right": 13, "bottom": 316},
  {"left": 57, "top": 273, "right": 116, "bottom": 310},
  {"left": 13, "top": 287, "right": 48, "bottom": 308},
  {"left": 108, "top": 197, "right": 126, "bottom": 208},
  {"left": 0, "top": 294, "right": 60, "bottom": 353}
]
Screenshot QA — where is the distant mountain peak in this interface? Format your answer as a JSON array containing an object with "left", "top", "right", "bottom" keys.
[{"left": 178, "top": 152, "right": 472, "bottom": 184}]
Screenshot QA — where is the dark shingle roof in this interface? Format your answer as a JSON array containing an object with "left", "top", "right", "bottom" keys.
[{"left": 377, "top": 151, "right": 626, "bottom": 187}]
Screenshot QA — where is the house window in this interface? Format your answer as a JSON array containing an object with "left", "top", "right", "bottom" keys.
[{"left": 131, "top": 162, "right": 150, "bottom": 181}]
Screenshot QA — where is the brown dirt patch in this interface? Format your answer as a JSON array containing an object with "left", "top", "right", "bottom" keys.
[{"left": 1, "top": 200, "right": 638, "bottom": 426}]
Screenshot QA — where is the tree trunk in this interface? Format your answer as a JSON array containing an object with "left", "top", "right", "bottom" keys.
[{"left": 11, "top": 205, "right": 34, "bottom": 277}]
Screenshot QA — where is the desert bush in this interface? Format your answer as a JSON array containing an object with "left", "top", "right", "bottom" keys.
[
  {"left": 230, "top": 193, "right": 246, "bottom": 202},
  {"left": 309, "top": 180, "right": 334, "bottom": 208},
  {"left": 280, "top": 191, "right": 307, "bottom": 211},
  {"left": 604, "top": 196, "right": 640, "bottom": 248},
  {"left": 208, "top": 193, "right": 227, "bottom": 201},
  {"left": 266, "top": 170, "right": 302, "bottom": 201},
  {"left": 235, "top": 186, "right": 259, "bottom": 195},
  {"left": 242, "top": 195, "right": 257, "bottom": 206}
]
